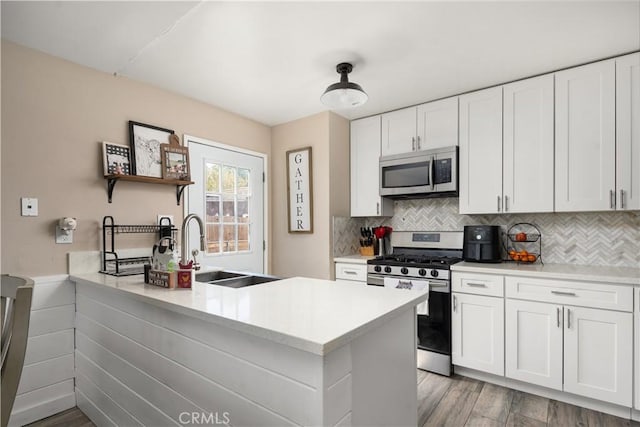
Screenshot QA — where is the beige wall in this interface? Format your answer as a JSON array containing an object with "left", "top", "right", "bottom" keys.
[
  {"left": 271, "top": 112, "right": 349, "bottom": 279},
  {"left": 1, "top": 41, "right": 271, "bottom": 276}
]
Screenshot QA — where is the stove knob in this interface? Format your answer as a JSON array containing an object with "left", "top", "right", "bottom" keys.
[
  {"left": 430, "top": 270, "right": 439, "bottom": 278},
  {"left": 401, "top": 267, "right": 409, "bottom": 275},
  {"left": 374, "top": 265, "right": 382, "bottom": 273},
  {"left": 384, "top": 266, "right": 392, "bottom": 274},
  {"left": 418, "top": 269, "right": 427, "bottom": 276}
]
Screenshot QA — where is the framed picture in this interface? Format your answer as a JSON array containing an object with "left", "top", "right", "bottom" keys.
[
  {"left": 161, "top": 144, "right": 190, "bottom": 181},
  {"left": 286, "top": 146, "right": 313, "bottom": 233},
  {"left": 102, "top": 141, "right": 131, "bottom": 176},
  {"left": 128, "top": 121, "right": 175, "bottom": 178}
]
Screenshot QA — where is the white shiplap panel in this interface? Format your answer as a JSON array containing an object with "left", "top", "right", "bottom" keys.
[
  {"left": 76, "top": 283, "right": 321, "bottom": 387},
  {"left": 325, "top": 374, "right": 352, "bottom": 427},
  {"left": 28, "top": 304, "right": 75, "bottom": 337},
  {"left": 75, "top": 373, "right": 143, "bottom": 427},
  {"left": 31, "top": 278, "right": 75, "bottom": 310},
  {"left": 24, "top": 329, "right": 74, "bottom": 365},
  {"left": 76, "top": 389, "right": 117, "bottom": 427},
  {"left": 76, "top": 351, "right": 179, "bottom": 427},
  {"left": 76, "top": 292, "right": 318, "bottom": 425},
  {"left": 76, "top": 332, "right": 203, "bottom": 423},
  {"left": 75, "top": 317, "right": 297, "bottom": 427},
  {"left": 17, "top": 354, "right": 74, "bottom": 395}
]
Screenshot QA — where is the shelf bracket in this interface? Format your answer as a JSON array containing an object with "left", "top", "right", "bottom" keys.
[
  {"left": 176, "top": 184, "right": 187, "bottom": 206},
  {"left": 107, "top": 178, "right": 118, "bottom": 203}
]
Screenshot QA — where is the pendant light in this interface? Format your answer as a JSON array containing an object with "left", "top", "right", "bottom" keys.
[{"left": 320, "top": 62, "right": 368, "bottom": 109}]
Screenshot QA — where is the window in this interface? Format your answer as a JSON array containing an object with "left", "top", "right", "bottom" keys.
[{"left": 205, "top": 163, "right": 251, "bottom": 254}]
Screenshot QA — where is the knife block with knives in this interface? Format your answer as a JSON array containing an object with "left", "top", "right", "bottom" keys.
[{"left": 359, "top": 227, "right": 376, "bottom": 256}]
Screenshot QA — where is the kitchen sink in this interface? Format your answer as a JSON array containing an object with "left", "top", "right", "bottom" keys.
[
  {"left": 194, "top": 270, "right": 246, "bottom": 282},
  {"left": 195, "top": 270, "right": 280, "bottom": 289}
]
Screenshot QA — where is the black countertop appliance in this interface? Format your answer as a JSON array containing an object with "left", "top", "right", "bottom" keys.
[{"left": 463, "top": 225, "right": 502, "bottom": 263}]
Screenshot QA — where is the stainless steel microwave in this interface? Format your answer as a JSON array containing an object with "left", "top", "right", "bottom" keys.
[{"left": 379, "top": 146, "right": 458, "bottom": 198}]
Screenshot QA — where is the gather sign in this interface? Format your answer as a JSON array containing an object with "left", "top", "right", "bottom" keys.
[{"left": 286, "top": 147, "right": 313, "bottom": 233}]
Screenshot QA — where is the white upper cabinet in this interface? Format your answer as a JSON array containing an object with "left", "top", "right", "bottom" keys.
[
  {"left": 503, "top": 74, "right": 555, "bottom": 213},
  {"left": 459, "top": 86, "right": 503, "bottom": 214},
  {"left": 381, "top": 107, "right": 417, "bottom": 156},
  {"left": 350, "top": 116, "right": 393, "bottom": 217},
  {"left": 616, "top": 52, "right": 640, "bottom": 211},
  {"left": 555, "top": 60, "right": 616, "bottom": 212},
  {"left": 416, "top": 97, "right": 459, "bottom": 151},
  {"left": 381, "top": 98, "right": 459, "bottom": 157}
]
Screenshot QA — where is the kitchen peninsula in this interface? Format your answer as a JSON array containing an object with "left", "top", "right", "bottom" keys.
[{"left": 70, "top": 274, "right": 426, "bottom": 426}]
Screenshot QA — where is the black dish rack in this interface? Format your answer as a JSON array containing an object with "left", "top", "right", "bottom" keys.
[{"left": 100, "top": 215, "right": 178, "bottom": 276}]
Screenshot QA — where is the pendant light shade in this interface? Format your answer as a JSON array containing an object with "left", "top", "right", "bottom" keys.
[{"left": 321, "top": 62, "right": 368, "bottom": 109}]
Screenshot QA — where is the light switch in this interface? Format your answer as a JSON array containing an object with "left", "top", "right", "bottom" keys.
[{"left": 21, "top": 197, "right": 38, "bottom": 216}]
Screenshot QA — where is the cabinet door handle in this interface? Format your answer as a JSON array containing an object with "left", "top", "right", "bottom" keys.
[
  {"left": 504, "top": 195, "right": 509, "bottom": 212},
  {"left": 620, "top": 189, "right": 626, "bottom": 209},
  {"left": 453, "top": 295, "right": 457, "bottom": 312},
  {"left": 557, "top": 307, "right": 561, "bottom": 328},
  {"left": 376, "top": 202, "right": 380, "bottom": 215},
  {"left": 412, "top": 137, "right": 416, "bottom": 151},
  {"left": 466, "top": 282, "right": 487, "bottom": 287},
  {"left": 566, "top": 308, "right": 571, "bottom": 329},
  {"left": 610, "top": 190, "right": 616, "bottom": 209},
  {"left": 497, "top": 196, "right": 501, "bottom": 212},
  {"left": 416, "top": 136, "right": 421, "bottom": 150},
  {"left": 551, "top": 290, "right": 576, "bottom": 296}
]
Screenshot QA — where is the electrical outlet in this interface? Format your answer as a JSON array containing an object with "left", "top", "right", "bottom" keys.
[
  {"left": 21, "top": 197, "right": 38, "bottom": 216},
  {"left": 157, "top": 214, "right": 174, "bottom": 225},
  {"left": 56, "top": 228, "right": 73, "bottom": 244}
]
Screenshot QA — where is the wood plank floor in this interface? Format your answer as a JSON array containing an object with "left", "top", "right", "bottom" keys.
[
  {"left": 418, "top": 370, "right": 639, "bottom": 427},
  {"left": 24, "top": 371, "right": 639, "bottom": 426}
]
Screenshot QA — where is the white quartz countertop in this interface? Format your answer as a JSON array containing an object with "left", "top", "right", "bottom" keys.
[
  {"left": 452, "top": 261, "right": 640, "bottom": 285},
  {"left": 70, "top": 273, "right": 427, "bottom": 355},
  {"left": 333, "top": 254, "right": 376, "bottom": 264}
]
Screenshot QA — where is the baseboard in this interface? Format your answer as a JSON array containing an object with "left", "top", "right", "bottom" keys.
[
  {"left": 8, "top": 392, "right": 75, "bottom": 427},
  {"left": 454, "top": 366, "right": 632, "bottom": 420}
]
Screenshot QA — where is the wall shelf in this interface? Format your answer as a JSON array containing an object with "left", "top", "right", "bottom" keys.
[{"left": 104, "top": 175, "right": 194, "bottom": 205}]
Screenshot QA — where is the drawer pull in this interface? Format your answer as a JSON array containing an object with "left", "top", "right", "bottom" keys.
[
  {"left": 466, "top": 282, "right": 487, "bottom": 287},
  {"left": 344, "top": 270, "right": 358, "bottom": 275},
  {"left": 551, "top": 290, "right": 576, "bottom": 296}
]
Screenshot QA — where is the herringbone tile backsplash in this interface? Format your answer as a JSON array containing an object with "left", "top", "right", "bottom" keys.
[{"left": 334, "top": 198, "right": 640, "bottom": 268}]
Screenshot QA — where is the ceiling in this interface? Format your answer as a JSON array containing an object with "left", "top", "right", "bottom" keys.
[{"left": 2, "top": 1, "right": 639, "bottom": 126}]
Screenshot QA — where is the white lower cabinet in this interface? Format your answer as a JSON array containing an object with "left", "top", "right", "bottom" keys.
[
  {"left": 505, "top": 299, "right": 563, "bottom": 390},
  {"left": 334, "top": 261, "right": 367, "bottom": 284},
  {"left": 452, "top": 292, "right": 504, "bottom": 376},
  {"left": 505, "top": 292, "right": 633, "bottom": 407},
  {"left": 563, "top": 305, "right": 632, "bottom": 407}
]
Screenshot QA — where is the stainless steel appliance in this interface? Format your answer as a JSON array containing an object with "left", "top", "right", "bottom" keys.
[
  {"left": 463, "top": 225, "right": 502, "bottom": 263},
  {"left": 379, "top": 146, "right": 458, "bottom": 199},
  {"left": 366, "top": 231, "right": 463, "bottom": 376}
]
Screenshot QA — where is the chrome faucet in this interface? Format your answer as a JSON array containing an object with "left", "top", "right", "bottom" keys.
[{"left": 180, "top": 214, "right": 206, "bottom": 270}]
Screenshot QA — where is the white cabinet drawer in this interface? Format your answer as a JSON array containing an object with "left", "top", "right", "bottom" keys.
[
  {"left": 505, "top": 276, "right": 633, "bottom": 312},
  {"left": 335, "top": 263, "right": 367, "bottom": 282},
  {"left": 452, "top": 272, "right": 504, "bottom": 297}
]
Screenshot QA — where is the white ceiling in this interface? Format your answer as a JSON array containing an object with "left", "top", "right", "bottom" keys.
[{"left": 2, "top": 1, "right": 639, "bottom": 126}]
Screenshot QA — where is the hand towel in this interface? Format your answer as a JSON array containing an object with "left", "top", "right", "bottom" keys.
[{"left": 383, "top": 277, "right": 429, "bottom": 315}]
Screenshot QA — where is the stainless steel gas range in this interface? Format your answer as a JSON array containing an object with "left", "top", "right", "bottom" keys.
[{"left": 366, "top": 231, "right": 463, "bottom": 376}]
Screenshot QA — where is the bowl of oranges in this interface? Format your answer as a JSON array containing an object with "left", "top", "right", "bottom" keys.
[{"left": 509, "top": 249, "right": 538, "bottom": 263}]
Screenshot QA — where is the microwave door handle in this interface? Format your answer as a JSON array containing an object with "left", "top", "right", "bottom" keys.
[{"left": 430, "top": 156, "right": 435, "bottom": 190}]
